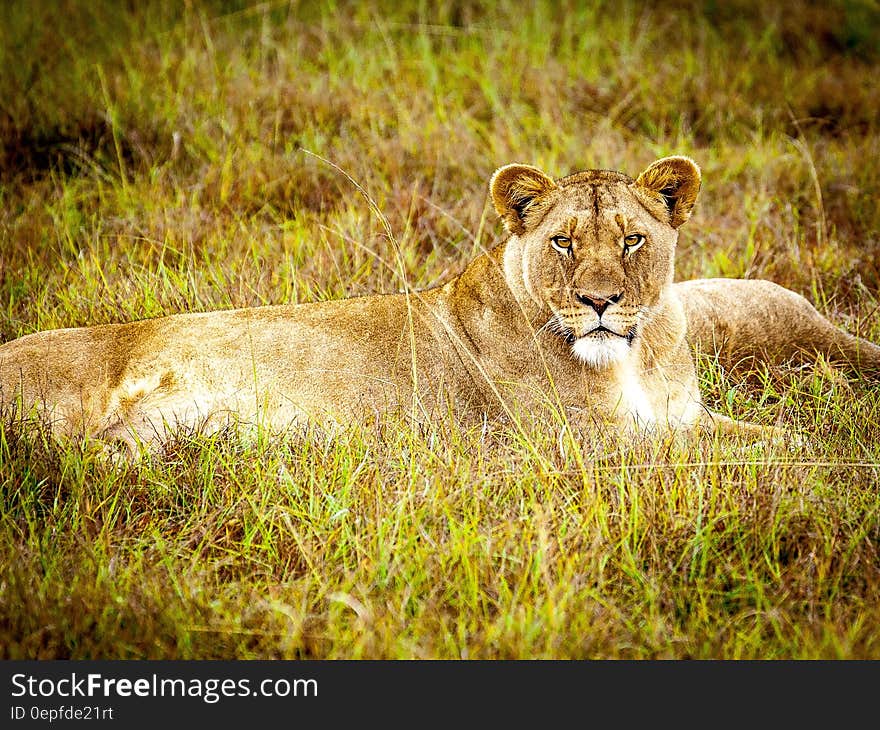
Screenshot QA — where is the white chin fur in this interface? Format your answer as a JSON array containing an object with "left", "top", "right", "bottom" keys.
[{"left": 571, "top": 335, "right": 631, "bottom": 368}]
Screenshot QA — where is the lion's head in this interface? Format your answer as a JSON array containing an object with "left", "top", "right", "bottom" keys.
[{"left": 491, "top": 156, "right": 700, "bottom": 368}]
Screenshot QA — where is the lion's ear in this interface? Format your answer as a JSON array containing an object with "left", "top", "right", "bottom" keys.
[
  {"left": 635, "top": 156, "right": 701, "bottom": 228},
  {"left": 489, "top": 164, "right": 558, "bottom": 235}
]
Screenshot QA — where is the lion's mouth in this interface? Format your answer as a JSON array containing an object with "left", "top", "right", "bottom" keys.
[{"left": 564, "top": 325, "right": 636, "bottom": 345}]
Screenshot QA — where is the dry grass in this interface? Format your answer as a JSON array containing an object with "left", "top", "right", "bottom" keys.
[{"left": 1, "top": 0, "right": 879, "bottom": 659}]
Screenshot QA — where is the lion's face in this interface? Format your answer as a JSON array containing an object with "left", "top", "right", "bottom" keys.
[{"left": 492, "top": 157, "right": 701, "bottom": 367}]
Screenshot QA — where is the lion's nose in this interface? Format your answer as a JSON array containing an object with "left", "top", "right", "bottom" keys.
[{"left": 576, "top": 291, "right": 623, "bottom": 316}]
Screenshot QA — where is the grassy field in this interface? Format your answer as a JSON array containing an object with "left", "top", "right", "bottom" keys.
[{"left": 1, "top": 0, "right": 879, "bottom": 659}]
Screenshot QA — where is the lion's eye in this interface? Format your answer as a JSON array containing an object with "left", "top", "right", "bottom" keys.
[
  {"left": 623, "top": 233, "right": 645, "bottom": 252},
  {"left": 550, "top": 235, "right": 572, "bottom": 254}
]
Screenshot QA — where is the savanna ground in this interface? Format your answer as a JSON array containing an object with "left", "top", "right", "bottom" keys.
[{"left": 1, "top": 0, "right": 879, "bottom": 659}]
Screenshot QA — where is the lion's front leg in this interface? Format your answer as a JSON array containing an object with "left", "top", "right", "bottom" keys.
[{"left": 698, "top": 410, "right": 793, "bottom": 443}]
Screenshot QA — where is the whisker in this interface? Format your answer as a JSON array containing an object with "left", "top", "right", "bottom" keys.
[{"left": 537, "top": 313, "right": 576, "bottom": 343}]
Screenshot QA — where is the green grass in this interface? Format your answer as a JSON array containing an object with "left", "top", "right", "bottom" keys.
[{"left": 1, "top": 0, "right": 880, "bottom": 659}]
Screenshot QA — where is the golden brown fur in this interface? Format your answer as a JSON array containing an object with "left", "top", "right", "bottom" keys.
[{"left": 2, "top": 156, "right": 878, "bottom": 454}]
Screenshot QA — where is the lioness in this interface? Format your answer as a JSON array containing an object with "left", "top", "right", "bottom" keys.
[{"left": 2, "top": 156, "right": 878, "bottom": 453}]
